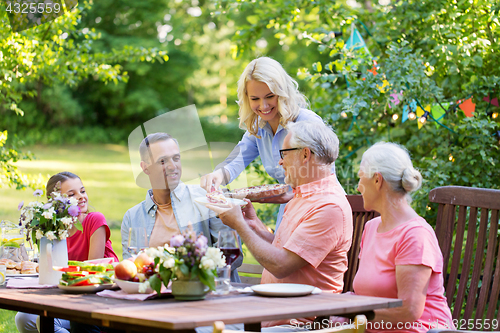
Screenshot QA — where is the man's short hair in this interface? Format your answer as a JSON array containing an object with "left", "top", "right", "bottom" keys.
[
  {"left": 139, "top": 133, "right": 179, "bottom": 162},
  {"left": 286, "top": 121, "right": 339, "bottom": 164}
]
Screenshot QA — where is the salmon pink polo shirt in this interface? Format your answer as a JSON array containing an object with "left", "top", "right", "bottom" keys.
[{"left": 261, "top": 174, "right": 353, "bottom": 291}]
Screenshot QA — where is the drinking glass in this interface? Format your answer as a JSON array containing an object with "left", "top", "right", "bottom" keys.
[
  {"left": 128, "top": 227, "right": 148, "bottom": 258},
  {"left": 217, "top": 230, "right": 241, "bottom": 289}
]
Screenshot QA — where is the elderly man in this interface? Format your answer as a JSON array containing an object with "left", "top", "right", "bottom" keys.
[
  {"left": 121, "top": 132, "right": 242, "bottom": 280},
  {"left": 208, "top": 121, "right": 352, "bottom": 327}
]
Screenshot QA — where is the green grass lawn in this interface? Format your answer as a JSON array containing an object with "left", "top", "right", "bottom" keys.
[{"left": 0, "top": 144, "right": 267, "bottom": 332}]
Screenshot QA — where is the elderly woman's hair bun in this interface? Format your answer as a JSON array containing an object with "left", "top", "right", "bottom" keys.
[
  {"left": 361, "top": 142, "right": 422, "bottom": 202},
  {"left": 402, "top": 167, "right": 422, "bottom": 193}
]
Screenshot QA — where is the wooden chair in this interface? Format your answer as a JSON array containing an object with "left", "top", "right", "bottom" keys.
[
  {"left": 429, "top": 186, "right": 500, "bottom": 328},
  {"left": 343, "top": 195, "right": 379, "bottom": 293},
  {"left": 238, "top": 263, "right": 264, "bottom": 284},
  {"left": 213, "top": 315, "right": 367, "bottom": 333}
]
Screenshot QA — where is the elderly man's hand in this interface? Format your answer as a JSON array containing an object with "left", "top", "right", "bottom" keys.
[{"left": 206, "top": 202, "right": 245, "bottom": 231}]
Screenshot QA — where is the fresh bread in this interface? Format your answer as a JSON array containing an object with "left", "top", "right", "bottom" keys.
[
  {"left": 21, "top": 261, "right": 38, "bottom": 274},
  {"left": 6, "top": 269, "right": 20, "bottom": 275}
]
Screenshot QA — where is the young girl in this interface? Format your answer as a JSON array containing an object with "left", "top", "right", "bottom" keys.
[
  {"left": 201, "top": 57, "right": 340, "bottom": 232},
  {"left": 16, "top": 171, "right": 118, "bottom": 333}
]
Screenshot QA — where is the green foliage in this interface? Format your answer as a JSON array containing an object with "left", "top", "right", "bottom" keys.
[
  {"left": 218, "top": 0, "right": 500, "bottom": 222},
  {"left": 0, "top": 0, "right": 168, "bottom": 189}
]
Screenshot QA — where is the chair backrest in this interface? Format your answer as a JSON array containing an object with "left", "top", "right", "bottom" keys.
[
  {"left": 429, "top": 186, "right": 500, "bottom": 326},
  {"left": 213, "top": 315, "right": 367, "bottom": 333},
  {"left": 343, "top": 195, "right": 380, "bottom": 293},
  {"left": 238, "top": 263, "right": 264, "bottom": 285}
]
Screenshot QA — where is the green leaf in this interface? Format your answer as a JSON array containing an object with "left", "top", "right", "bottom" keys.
[
  {"left": 179, "top": 263, "right": 189, "bottom": 276},
  {"left": 472, "top": 55, "right": 483, "bottom": 68},
  {"left": 159, "top": 269, "right": 172, "bottom": 287},
  {"left": 149, "top": 274, "right": 162, "bottom": 295}
]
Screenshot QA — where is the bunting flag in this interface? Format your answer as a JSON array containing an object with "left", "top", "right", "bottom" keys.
[
  {"left": 345, "top": 23, "right": 372, "bottom": 57},
  {"left": 402, "top": 105, "right": 409, "bottom": 123},
  {"left": 417, "top": 105, "right": 430, "bottom": 129},
  {"left": 377, "top": 79, "right": 390, "bottom": 93},
  {"left": 483, "top": 96, "right": 499, "bottom": 107},
  {"left": 431, "top": 104, "right": 448, "bottom": 129},
  {"left": 389, "top": 92, "right": 402, "bottom": 108},
  {"left": 458, "top": 98, "right": 476, "bottom": 117}
]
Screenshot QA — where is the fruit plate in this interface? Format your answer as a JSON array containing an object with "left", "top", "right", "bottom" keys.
[
  {"left": 58, "top": 283, "right": 116, "bottom": 294},
  {"left": 114, "top": 278, "right": 153, "bottom": 294},
  {"left": 194, "top": 197, "right": 246, "bottom": 207},
  {"left": 250, "top": 283, "right": 315, "bottom": 297},
  {"left": 226, "top": 184, "right": 290, "bottom": 201}
]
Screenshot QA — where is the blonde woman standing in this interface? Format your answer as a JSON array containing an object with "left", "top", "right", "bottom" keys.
[{"left": 201, "top": 57, "right": 340, "bottom": 231}]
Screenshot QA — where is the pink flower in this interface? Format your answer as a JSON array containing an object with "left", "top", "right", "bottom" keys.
[
  {"left": 68, "top": 205, "right": 80, "bottom": 217},
  {"left": 18, "top": 201, "right": 24, "bottom": 211},
  {"left": 195, "top": 235, "right": 208, "bottom": 250},
  {"left": 33, "top": 189, "right": 43, "bottom": 197},
  {"left": 170, "top": 234, "right": 185, "bottom": 247}
]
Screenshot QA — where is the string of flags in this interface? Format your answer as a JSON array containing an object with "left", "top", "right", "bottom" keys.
[{"left": 343, "top": 22, "right": 499, "bottom": 137}]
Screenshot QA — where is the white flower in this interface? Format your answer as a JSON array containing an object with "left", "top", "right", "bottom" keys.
[
  {"left": 35, "top": 230, "right": 44, "bottom": 240},
  {"left": 45, "top": 231, "right": 57, "bottom": 241},
  {"left": 203, "top": 247, "right": 226, "bottom": 268},
  {"left": 138, "top": 281, "right": 150, "bottom": 294},
  {"left": 58, "top": 230, "right": 69, "bottom": 239},
  {"left": 145, "top": 247, "right": 160, "bottom": 259},
  {"left": 42, "top": 207, "right": 56, "bottom": 219},
  {"left": 163, "top": 257, "right": 175, "bottom": 269},
  {"left": 200, "top": 257, "right": 216, "bottom": 270},
  {"left": 61, "top": 217, "right": 73, "bottom": 227},
  {"left": 23, "top": 210, "right": 34, "bottom": 223},
  {"left": 69, "top": 197, "right": 78, "bottom": 206}
]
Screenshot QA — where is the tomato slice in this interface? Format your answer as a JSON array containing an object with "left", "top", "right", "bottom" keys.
[
  {"left": 53, "top": 265, "right": 81, "bottom": 272},
  {"left": 71, "top": 279, "right": 95, "bottom": 286}
]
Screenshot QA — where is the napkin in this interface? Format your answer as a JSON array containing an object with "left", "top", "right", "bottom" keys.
[
  {"left": 6, "top": 277, "right": 57, "bottom": 289},
  {"left": 96, "top": 287, "right": 172, "bottom": 301}
]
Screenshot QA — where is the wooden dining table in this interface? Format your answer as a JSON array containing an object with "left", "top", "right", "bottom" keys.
[{"left": 0, "top": 284, "right": 402, "bottom": 333}]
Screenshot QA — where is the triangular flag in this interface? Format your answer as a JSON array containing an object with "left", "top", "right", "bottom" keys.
[
  {"left": 377, "top": 79, "right": 390, "bottom": 93},
  {"left": 389, "top": 92, "right": 402, "bottom": 109},
  {"left": 402, "top": 105, "right": 409, "bottom": 123},
  {"left": 409, "top": 100, "right": 417, "bottom": 112},
  {"left": 459, "top": 98, "right": 475, "bottom": 117},
  {"left": 346, "top": 24, "right": 366, "bottom": 50},
  {"left": 431, "top": 104, "right": 447, "bottom": 129},
  {"left": 416, "top": 105, "right": 430, "bottom": 129},
  {"left": 483, "top": 96, "right": 499, "bottom": 107}
]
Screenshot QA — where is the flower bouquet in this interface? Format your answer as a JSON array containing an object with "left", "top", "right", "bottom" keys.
[
  {"left": 141, "top": 226, "right": 226, "bottom": 296},
  {"left": 18, "top": 189, "right": 81, "bottom": 242}
]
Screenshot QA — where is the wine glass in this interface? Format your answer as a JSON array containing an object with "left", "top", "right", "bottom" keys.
[
  {"left": 217, "top": 230, "right": 241, "bottom": 289},
  {"left": 128, "top": 227, "right": 148, "bottom": 258}
]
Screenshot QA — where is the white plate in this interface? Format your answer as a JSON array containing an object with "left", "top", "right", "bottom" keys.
[
  {"left": 194, "top": 197, "right": 246, "bottom": 207},
  {"left": 58, "top": 283, "right": 116, "bottom": 293},
  {"left": 6, "top": 273, "right": 39, "bottom": 277},
  {"left": 251, "top": 283, "right": 316, "bottom": 297},
  {"left": 114, "top": 278, "right": 153, "bottom": 294}
]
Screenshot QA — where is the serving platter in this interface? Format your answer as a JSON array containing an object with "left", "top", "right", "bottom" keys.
[
  {"left": 226, "top": 184, "right": 290, "bottom": 201},
  {"left": 194, "top": 197, "right": 246, "bottom": 207},
  {"left": 250, "top": 283, "right": 315, "bottom": 297}
]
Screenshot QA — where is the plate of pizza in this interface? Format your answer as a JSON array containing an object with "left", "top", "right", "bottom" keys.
[
  {"left": 226, "top": 184, "right": 290, "bottom": 201},
  {"left": 196, "top": 190, "right": 246, "bottom": 207}
]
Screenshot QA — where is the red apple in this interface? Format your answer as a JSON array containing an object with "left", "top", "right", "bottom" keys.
[
  {"left": 114, "top": 260, "right": 137, "bottom": 281},
  {"left": 134, "top": 253, "right": 154, "bottom": 272}
]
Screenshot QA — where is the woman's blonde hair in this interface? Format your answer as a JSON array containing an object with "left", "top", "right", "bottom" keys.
[
  {"left": 237, "top": 57, "right": 308, "bottom": 137},
  {"left": 361, "top": 142, "right": 422, "bottom": 203}
]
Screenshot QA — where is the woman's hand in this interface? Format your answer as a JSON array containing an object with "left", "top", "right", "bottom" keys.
[{"left": 200, "top": 168, "right": 227, "bottom": 192}]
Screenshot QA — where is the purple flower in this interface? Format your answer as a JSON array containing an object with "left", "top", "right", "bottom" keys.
[
  {"left": 43, "top": 203, "right": 52, "bottom": 210},
  {"left": 33, "top": 189, "right": 43, "bottom": 197},
  {"left": 17, "top": 201, "right": 24, "bottom": 211},
  {"left": 170, "top": 234, "right": 185, "bottom": 247},
  {"left": 68, "top": 205, "right": 80, "bottom": 217},
  {"left": 195, "top": 235, "right": 208, "bottom": 249}
]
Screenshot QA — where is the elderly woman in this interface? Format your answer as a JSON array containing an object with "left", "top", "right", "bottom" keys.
[{"left": 353, "top": 142, "right": 454, "bottom": 332}]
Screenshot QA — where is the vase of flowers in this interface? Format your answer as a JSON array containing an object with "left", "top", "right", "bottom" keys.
[
  {"left": 18, "top": 189, "right": 81, "bottom": 285},
  {"left": 142, "top": 226, "right": 226, "bottom": 300}
]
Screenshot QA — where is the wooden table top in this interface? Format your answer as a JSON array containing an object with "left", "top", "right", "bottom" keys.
[{"left": 0, "top": 286, "right": 402, "bottom": 332}]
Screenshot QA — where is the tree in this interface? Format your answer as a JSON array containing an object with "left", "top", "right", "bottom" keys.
[
  {"left": 0, "top": 0, "right": 168, "bottom": 189},
  {"left": 218, "top": 0, "right": 500, "bottom": 219}
]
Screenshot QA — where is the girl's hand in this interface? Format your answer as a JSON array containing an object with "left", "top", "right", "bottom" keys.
[{"left": 200, "top": 169, "right": 226, "bottom": 192}]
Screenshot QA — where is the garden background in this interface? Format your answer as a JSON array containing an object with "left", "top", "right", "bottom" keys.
[{"left": 1, "top": 0, "right": 499, "bottom": 331}]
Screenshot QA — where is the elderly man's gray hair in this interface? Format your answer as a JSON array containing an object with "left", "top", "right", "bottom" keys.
[
  {"left": 139, "top": 132, "right": 179, "bottom": 162},
  {"left": 287, "top": 121, "right": 339, "bottom": 165}
]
